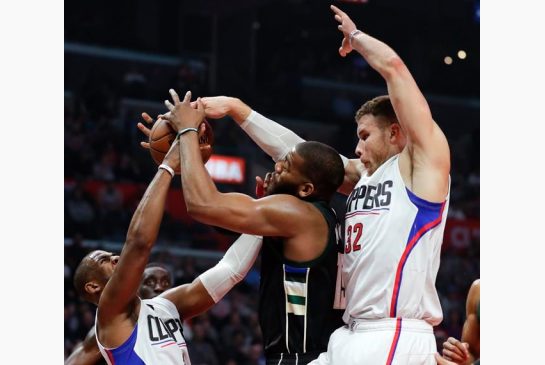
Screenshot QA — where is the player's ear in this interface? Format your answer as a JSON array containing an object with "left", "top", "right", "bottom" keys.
[
  {"left": 389, "top": 123, "right": 401, "bottom": 141},
  {"left": 298, "top": 182, "right": 315, "bottom": 198},
  {"left": 85, "top": 281, "right": 102, "bottom": 296}
]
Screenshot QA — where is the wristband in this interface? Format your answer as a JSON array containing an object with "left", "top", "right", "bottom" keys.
[
  {"left": 176, "top": 127, "right": 199, "bottom": 140},
  {"left": 349, "top": 29, "right": 363, "bottom": 48},
  {"left": 158, "top": 164, "right": 175, "bottom": 177}
]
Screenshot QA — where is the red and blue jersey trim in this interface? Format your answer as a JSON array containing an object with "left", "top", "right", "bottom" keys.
[
  {"left": 102, "top": 324, "right": 145, "bottom": 365},
  {"left": 389, "top": 189, "right": 446, "bottom": 318},
  {"left": 385, "top": 318, "right": 402, "bottom": 365}
]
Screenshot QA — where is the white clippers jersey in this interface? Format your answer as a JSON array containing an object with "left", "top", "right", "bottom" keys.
[
  {"left": 340, "top": 154, "right": 449, "bottom": 325},
  {"left": 96, "top": 297, "right": 190, "bottom": 365}
]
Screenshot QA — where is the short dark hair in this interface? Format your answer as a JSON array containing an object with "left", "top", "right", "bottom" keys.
[
  {"left": 73, "top": 251, "right": 100, "bottom": 300},
  {"left": 144, "top": 262, "right": 173, "bottom": 282},
  {"left": 355, "top": 95, "right": 398, "bottom": 128},
  {"left": 145, "top": 262, "right": 170, "bottom": 271},
  {"left": 296, "top": 141, "right": 344, "bottom": 201}
]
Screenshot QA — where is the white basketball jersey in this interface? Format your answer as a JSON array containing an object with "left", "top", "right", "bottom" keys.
[
  {"left": 96, "top": 297, "right": 191, "bottom": 365},
  {"left": 339, "top": 154, "right": 449, "bottom": 326}
]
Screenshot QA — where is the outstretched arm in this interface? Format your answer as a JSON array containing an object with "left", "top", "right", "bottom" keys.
[
  {"left": 65, "top": 327, "right": 101, "bottom": 365},
  {"left": 160, "top": 90, "right": 317, "bottom": 237},
  {"left": 97, "top": 144, "right": 176, "bottom": 347},
  {"left": 331, "top": 5, "right": 450, "bottom": 200},
  {"left": 161, "top": 234, "right": 263, "bottom": 319},
  {"left": 198, "top": 96, "right": 362, "bottom": 195}
]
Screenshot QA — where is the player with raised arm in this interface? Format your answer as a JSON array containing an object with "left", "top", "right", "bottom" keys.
[
  {"left": 155, "top": 89, "right": 346, "bottom": 364},
  {"left": 72, "top": 127, "right": 263, "bottom": 365},
  {"left": 66, "top": 263, "right": 174, "bottom": 365},
  {"left": 190, "top": 4, "right": 452, "bottom": 363}
]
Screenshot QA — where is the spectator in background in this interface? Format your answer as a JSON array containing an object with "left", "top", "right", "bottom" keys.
[
  {"left": 222, "top": 329, "right": 250, "bottom": 365},
  {"left": 187, "top": 320, "right": 220, "bottom": 365},
  {"left": 92, "top": 145, "right": 117, "bottom": 181},
  {"left": 66, "top": 183, "right": 97, "bottom": 238},
  {"left": 247, "top": 340, "right": 265, "bottom": 365},
  {"left": 97, "top": 180, "right": 125, "bottom": 238},
  {"left": 116, "top": 152, "right": 141, "bottom": 181}
]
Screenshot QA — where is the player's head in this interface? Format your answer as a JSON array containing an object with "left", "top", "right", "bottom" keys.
[
  {"left": 139, "top": 262, "right": 173, "bottom": 299},
  {"left": 354, "top": 95, "right": 407, "bottom": 175},
  {"left": 264, "top": 141, "right": 344, "bottom": 202},
  {"left": 73, "top": 250, "right": 120, "bottom": 305}
]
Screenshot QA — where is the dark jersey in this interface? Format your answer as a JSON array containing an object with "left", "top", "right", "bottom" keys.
[{"left": 259, "top": 200, "right": 344, "bottom": 362}]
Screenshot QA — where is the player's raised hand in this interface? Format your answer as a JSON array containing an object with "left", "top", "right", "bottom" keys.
[
  {"left": 137, "top": 112, "right": 154, "bottom": 149},
  {"left": 160, "top": 89, "right": 206, "bottom": 131},
  {"left": 330, "top": 5, "right": 357, "bottom": 57},
  {"left": 199, "top": 96, "right": 232, "bottom": 119}
]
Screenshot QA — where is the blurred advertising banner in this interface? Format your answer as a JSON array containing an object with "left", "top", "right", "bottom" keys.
[
  {"left": 205, "top": 155, "right": 246, "bottom": 184},
  {"left": 442, "top": 219, "right": 480, "bottom": 251}
]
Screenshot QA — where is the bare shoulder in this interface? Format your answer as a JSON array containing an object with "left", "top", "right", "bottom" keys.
[{"left": 469, "top": 279, "right": 480, "bottom": 299}]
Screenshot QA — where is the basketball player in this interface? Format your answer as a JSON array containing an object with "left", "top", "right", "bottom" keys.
[
  {"left": 65, "top": 263, "right": 174, "bottom": 365},
  {"left": 72, "top": 137, "right": 264, "bottom": 365},
  {"left": 158, "top": 89, "right": 345, "bottom": 364},
  {"left": 436, "top": 279, "right": 480, "bottom": 364},
  {"left": 191, "top": 5, "right": 452, "bottom": 364}
]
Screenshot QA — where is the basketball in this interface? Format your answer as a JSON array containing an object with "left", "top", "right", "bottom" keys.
[{"left": 149, "top": 118, "right": 214, "bottom": 174}]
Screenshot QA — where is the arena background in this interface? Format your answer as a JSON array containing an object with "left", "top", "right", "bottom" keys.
[{"left": 64, "top": 0, "right": 480, "bottom": 363}]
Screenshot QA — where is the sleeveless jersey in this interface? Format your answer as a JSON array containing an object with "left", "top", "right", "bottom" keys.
[
  {"left": 259, "top": 200, "right": 344, "bottom": 358},
  {"left": 96, "top": 297, "right": 190, "bottom": 365},
  {"left": 340, "top": 154, "right": 449, "bottom": 325}
]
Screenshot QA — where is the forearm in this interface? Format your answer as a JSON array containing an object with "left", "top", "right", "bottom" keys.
[
  {"left": 178, "top": 132, "right": 219, "bottom": 212},
  {"left": 199, "top": 234, "right": 262, "bottom": 302},
  {"left": 351, "top": 31, "right": 403, "bottom": 80},
  {"left": 239, "top": 109, "right": 305, "bottom": 162},
  {"left": 225, "top": 97, "right": 252, "bottom": 124},
  {"left": 125, "top": 169, "right": 172, "bottom": 247}
]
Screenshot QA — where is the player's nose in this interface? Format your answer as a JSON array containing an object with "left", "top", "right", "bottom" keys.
[
  {"left": 111, "top": 255, "right": 120, "bottom": 265},
  {"left": 355, "top": 141, "right": 364, "bottom": 157},
  {"left": 155, "top": 283, "right": 165, "bottom": 293}
]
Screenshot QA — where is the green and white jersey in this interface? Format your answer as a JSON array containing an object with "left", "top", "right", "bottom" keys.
[{"left": 259, "top": 200, "right": 344, "bottom": 361}]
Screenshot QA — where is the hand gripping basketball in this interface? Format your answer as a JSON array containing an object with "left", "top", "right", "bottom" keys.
[{"left": 139, "top": 113, "right": 214, "bottom": 174}]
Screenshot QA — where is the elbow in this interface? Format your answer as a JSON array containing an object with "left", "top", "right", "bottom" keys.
[
  {"left": 125, "top": 235, "right": 153, "bottom": 251},
  {"left": 185, "top": 191, "right": 219, "bottom": 220},
  {"left": 186, "top": 201, "right": 211, "bottom": 221},
  {"left": 125, "top": 225, "right": 154, "bottom": 250},
  {"left": 382, "top": 56, "right": 406, "bottom": 79}
]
